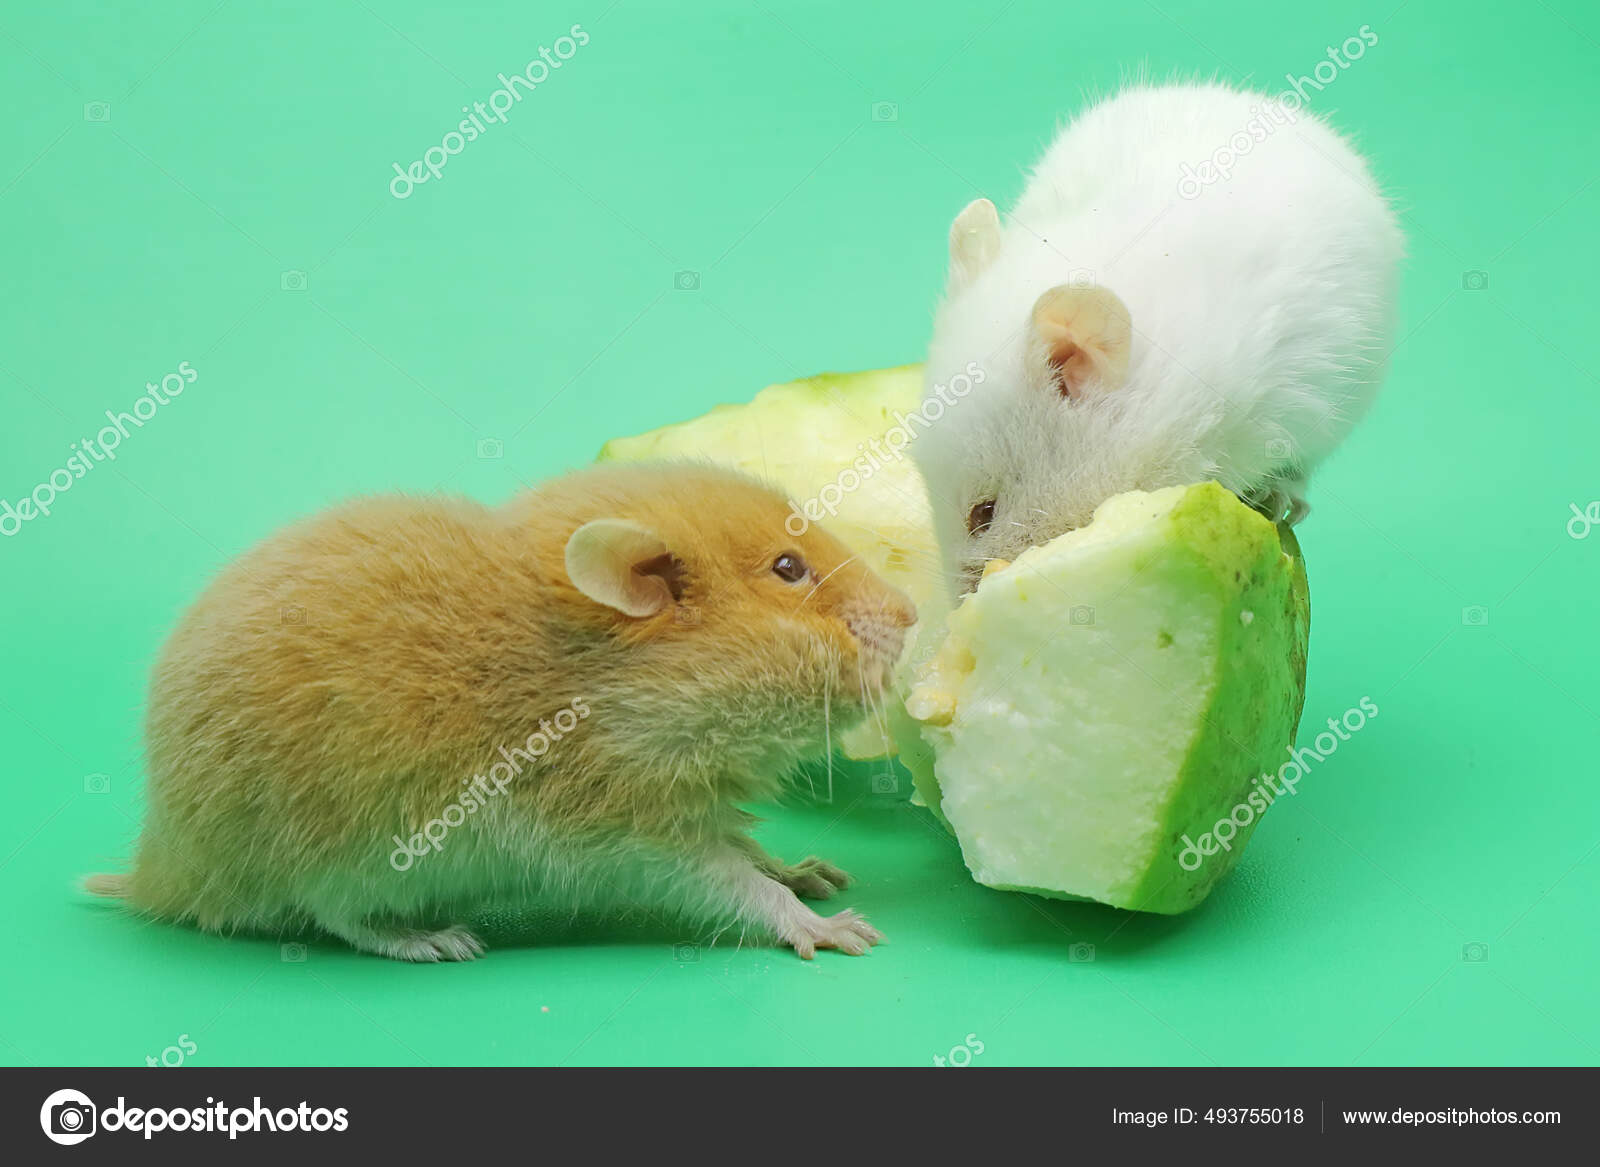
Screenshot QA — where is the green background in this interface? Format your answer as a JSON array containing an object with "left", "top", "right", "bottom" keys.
[{"left": 2, "top": 0, "right": 1596, "bottom": 1067}]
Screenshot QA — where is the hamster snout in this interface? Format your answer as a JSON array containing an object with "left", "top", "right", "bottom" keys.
[
  {"left": 844, "top": 597, "right": 916, "bottom": 682},
  {"left": 968, "top": 516, "right": 1086, "bottom": 594}
]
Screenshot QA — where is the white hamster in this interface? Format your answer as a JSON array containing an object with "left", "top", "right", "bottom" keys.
[{"left": 914, "top": 82, "right": 1403, "bottom": 593}]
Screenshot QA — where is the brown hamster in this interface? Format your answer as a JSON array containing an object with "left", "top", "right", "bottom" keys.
[{"left": 84, "top": 461, "right": 916, "bottom": 961}]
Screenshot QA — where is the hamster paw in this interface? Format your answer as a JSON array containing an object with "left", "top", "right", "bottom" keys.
[
  {"left": 377, "top": 925, "right": 485, "bottom": 963},
  {"left": 776, "top": 857, "right": 852, "bottom": 900},
  {"left": 1246, "top": 484, "right": 1310, "bottom": 527},
  {"left": 785, "top": 908, "right": 883, "bottom": 960},
  {"left": 310, "top": 907, "right": 487, "bottom": 962}
]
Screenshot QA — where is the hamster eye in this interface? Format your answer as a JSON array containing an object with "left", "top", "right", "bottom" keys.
[
  {"left": 772, "top": 553, "right": 809, "bottom": 583},
  {"left": 967, "top": 498, "right": 997, "bottom": 537}
]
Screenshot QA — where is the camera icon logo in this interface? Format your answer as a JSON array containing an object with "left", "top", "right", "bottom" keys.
[
  {"left": 281, "top": 942, "right": 308, "bottom": 962},
  {"left": 83, "top": 772, "right": 111, "bottom": 795},
  {"left": 673, "top": 270, "right": 700, "bottom": 291},
  {"left": 1462, "top": 942, "right": 1489, "bottom": 963},
  {"left": 1265, "top": 437, "right": 1293, "bottom": 461},
  {"left": 871, "top": 771, "right": 899, "bottom": 795},
  {"left": 83, "top": 102, "right": 111, "bottom": 123},
  {"left": 476, "top": 437, "right": 504, "bottom": 460},
  {"left": 1461, "top": 605, "right": 1489, "bottom": 627},
  {"left": 673, "top": 942, "right": 700, "bottom": 963},
  {"left": 1068, "top": 942, "right": 1096, "bottom": 962},
  {"left": 673, "top": 604, "right": 702, "bottom": 627},
  {"left": 1461, "top": 269, "right": 1489, "bottom": 292},
  {"left": 40, "top": 1089, "right": 97, "bottom": 1145},
  {"left": 280, "top": 605, "right": 307, "bottom": 626},
  {"left": 1066, "top": 268, "right": 1097, "bottom": 289},
  {"left": 871, "top": 101, "right": 899, "bottom": 122},
  {"left": 280, "top": 270, "right": 308, "bottom": 292},
  {"left": 1069, "top": 604, "right": 1095, "bottom": 627}
]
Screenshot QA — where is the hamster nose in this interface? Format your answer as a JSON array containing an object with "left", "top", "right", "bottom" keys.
[
  {"left": 889, "top": 596, "right": 917, "bottom": 631},
  {"left": 874, "top": 597, "right": 918, "bottom": 657},
  {"left": 846, "top": 603, "right": 914, "bottom": 663}
]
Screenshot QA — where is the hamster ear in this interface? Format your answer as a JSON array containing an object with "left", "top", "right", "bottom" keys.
[
  {"left": 948, "top": 198, "right": 1001, "bottom": 292},
  {"left": 1028, "top": 284, "right": 1133, "bottom": 401},
  {"left": 564, "top": 519, "right": 683, "bottom": 618}
]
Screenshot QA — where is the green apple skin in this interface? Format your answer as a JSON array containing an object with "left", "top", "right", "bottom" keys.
[{"left": 1120, "top": 492, "right": 1310, "bottom": 913}]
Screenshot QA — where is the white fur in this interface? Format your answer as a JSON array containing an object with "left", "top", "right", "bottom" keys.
[{"left": 915, "top": 82, "right": 1403, "bottom": 592}]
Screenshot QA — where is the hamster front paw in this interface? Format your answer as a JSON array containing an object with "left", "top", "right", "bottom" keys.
[
  {"left": 784, "top": 908, "right": 883, "bottom": 960},
  {"left": 704, "top": 843, "right": 883, "bottom": 960},
  {"left": 775, "top": 856, "right": 853, "bottom": 900},
  {"left": 1245, "top": 481, "right": 1310, "bottom": 527}
]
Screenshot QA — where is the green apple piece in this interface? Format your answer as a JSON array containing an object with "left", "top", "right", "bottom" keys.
[
  {"left": 598, "top": 365, "right": 942, "bottom": 759},
  {"left": 597, "top": 365, "right": 937, "bottom": 609},
  {"left": 904, "top": 482, "right": 1310, "bottom": 914}
]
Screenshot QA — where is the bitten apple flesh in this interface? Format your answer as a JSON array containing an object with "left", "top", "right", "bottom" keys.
[{"left": 902, "top": 482, "right": 1310, "bottom": 914}]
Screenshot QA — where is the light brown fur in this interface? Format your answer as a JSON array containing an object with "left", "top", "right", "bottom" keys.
[{"left": 86, "top": 462, "right": 915, "bottom": 961}]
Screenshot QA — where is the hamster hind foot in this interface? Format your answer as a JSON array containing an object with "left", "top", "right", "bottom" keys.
[{"left": 315, "top": 916, "right": 486, "bottom": 962}]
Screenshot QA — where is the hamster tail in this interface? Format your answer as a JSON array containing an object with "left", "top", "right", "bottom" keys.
[{"left": 81, "top": 872, "right": 131, "bottom": 899}]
